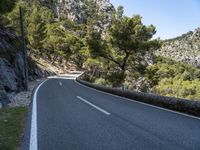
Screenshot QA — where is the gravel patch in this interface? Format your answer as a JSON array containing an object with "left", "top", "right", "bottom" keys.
[{"left": 9, "top": 79, "right": 45, "bottom": 107}]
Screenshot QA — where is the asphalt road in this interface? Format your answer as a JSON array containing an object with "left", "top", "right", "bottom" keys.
[{"left": 22, "top": 75, "right": 200, "bottom": 150}]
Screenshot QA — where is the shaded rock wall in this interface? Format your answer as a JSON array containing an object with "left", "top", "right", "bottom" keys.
[
  {"left": 0, "top": 25, "right": 25, "bottom": 106},
  {"left": 0, "top": 26, "right": 25, "bottom": 92},
  {"left": 0, "top": 25, "right": 55, "bottom": 107}
]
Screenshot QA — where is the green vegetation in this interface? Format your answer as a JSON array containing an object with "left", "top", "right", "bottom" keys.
[
  {"left": 26, "top": 4, "right": 52, "bottom": 51},
  {"left": 86, "top": 7, "right": 160, "bottom": 86},
  {"left": 0, "top": 0, "right": 16, "bottom": 14},
  {"left": 0, "top": 107, "right": 28, "bottom": 150},
  {"left": 90, "top": 57, "right": 200, "bottom": 100},
  {"left": 146, "top": 57, "right": 200, "bottom": 100},
  {"left": 4, "top": 0, "right": 86, "bottom": 66}
]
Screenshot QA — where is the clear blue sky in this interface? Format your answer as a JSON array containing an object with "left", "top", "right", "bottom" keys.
[{"left": 110, "top": 0, "right": 200, "bottom": 39}]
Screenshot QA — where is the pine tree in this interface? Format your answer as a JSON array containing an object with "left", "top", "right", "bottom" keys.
[
  {"left": 27, "top": 6, "right": 47, "bottom": 51},
  {"left": 116, "top": 6, "right": 124, "bottom": 20},
  {"left": 86, "top": 14, "right": 161, "bottom": 85}
]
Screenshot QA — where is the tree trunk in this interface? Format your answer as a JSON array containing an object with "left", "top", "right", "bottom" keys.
[{"left": 51, "top": 55, "right": 57, "bottom": 65}]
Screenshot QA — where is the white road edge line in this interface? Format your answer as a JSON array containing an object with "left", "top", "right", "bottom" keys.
[
  {"left": 74, "top": 79, "right": 200, "bottom": 121},
  {"left": 59, "top": 81, "right": 62, "bottom": 86},
  {"left": 77, "top": 96, "right": 111, "bottom": 115},
  {"left": 29, "top": 79, "right": 49, "bottom": 150}
]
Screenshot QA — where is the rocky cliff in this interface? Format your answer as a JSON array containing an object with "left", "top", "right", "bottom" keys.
[
  {"left": 39, "top": 0, "right": 114, "bottom": 24},
  {"left": 156, "top": 28, "right": 200, "bottom": 67}
]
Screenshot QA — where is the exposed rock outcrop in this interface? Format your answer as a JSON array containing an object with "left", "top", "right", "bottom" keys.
[
  {"left": 0, "top": 59, "right": 19, "bottom": 92},
  {"left": 156, "top": 28, "right": 200, "bottom": 67},
  {"left": 0, "top": 25, "right": 55, "bottom": 107},
  {"left": 0, "top": 26, "right": 25, "bottom": 90},
  {"left": 39, "top": 0, "right": 114, "bottom": 24},
  {"left": 0, "top": 25, "right": 25, "bottom": 106}
]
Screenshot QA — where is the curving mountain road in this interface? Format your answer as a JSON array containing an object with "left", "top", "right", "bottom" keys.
[{"left": 22, "top": 74, "right": 200, "bottom": 150}]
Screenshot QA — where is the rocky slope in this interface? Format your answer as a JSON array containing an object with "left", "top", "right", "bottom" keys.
[{"left": 156, "top": 28, "right": 200, "bottom": 67}]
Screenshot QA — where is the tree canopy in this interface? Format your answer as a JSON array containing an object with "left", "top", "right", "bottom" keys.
[{"left": 86, "top": 13, "right": 160, "bottom": 85}]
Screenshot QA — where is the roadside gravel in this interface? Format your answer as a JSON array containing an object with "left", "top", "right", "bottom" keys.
[{"left": 9, "top": 79, "right": 45, "bottom": 107}]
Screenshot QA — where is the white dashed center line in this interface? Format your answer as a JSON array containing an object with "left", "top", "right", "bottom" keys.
[{"left": 77, "top": 96, "right": 111, "bottom": 115}]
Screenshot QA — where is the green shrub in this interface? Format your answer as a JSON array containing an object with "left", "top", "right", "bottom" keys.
[
  {"left": 153, "top": 78, "right": 200, "bottom": 100},
  {"left": 94, "top": 78, "right": 110, "bottom": 86},
  {"left": 146, "top": 57, "right": 200, "bottom": 100},
  {"left": 181, "top": 71, "right": 192, "bottom": 80}
]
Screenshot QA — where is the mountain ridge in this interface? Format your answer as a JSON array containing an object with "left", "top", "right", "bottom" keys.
[{"left": 156, "top": 28, "right": 200, "bottom": 67}]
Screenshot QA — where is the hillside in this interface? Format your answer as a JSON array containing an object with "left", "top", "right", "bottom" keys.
[
  {"left": 156, "top": 28, "right": 200, "bottom": 67},
  {"left": 0, "top": 0, "right": 115, "bottom": 107}
]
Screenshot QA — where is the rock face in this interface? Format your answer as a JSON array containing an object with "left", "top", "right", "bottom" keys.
[
  {"left": 0, "top": 26, "right": 26, "bottom": 91},
  {"left": 56, "top": 0, "right": 87, "bottom": 23},
  {"left": 0, "top": 91, "right": 10, "bottom": 107},
  {"left": 0, "top": 59, "right": 18, "bottom": 92},
  {"left": 156, "top": 28, "right": 200, "bottom": 67},
  {"left": 0, "top": 25, "right": 55, "bottom": 107},
  {"left": 39, "top": 0, "right": 114, "bottom": 24},
  {"left": 0, "top": 25, "right": 25, "bottom": 106}
]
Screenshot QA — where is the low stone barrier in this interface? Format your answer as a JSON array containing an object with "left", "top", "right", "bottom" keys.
[{"left": 76, "top": 77, "right": 200, "bottom": 117}]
